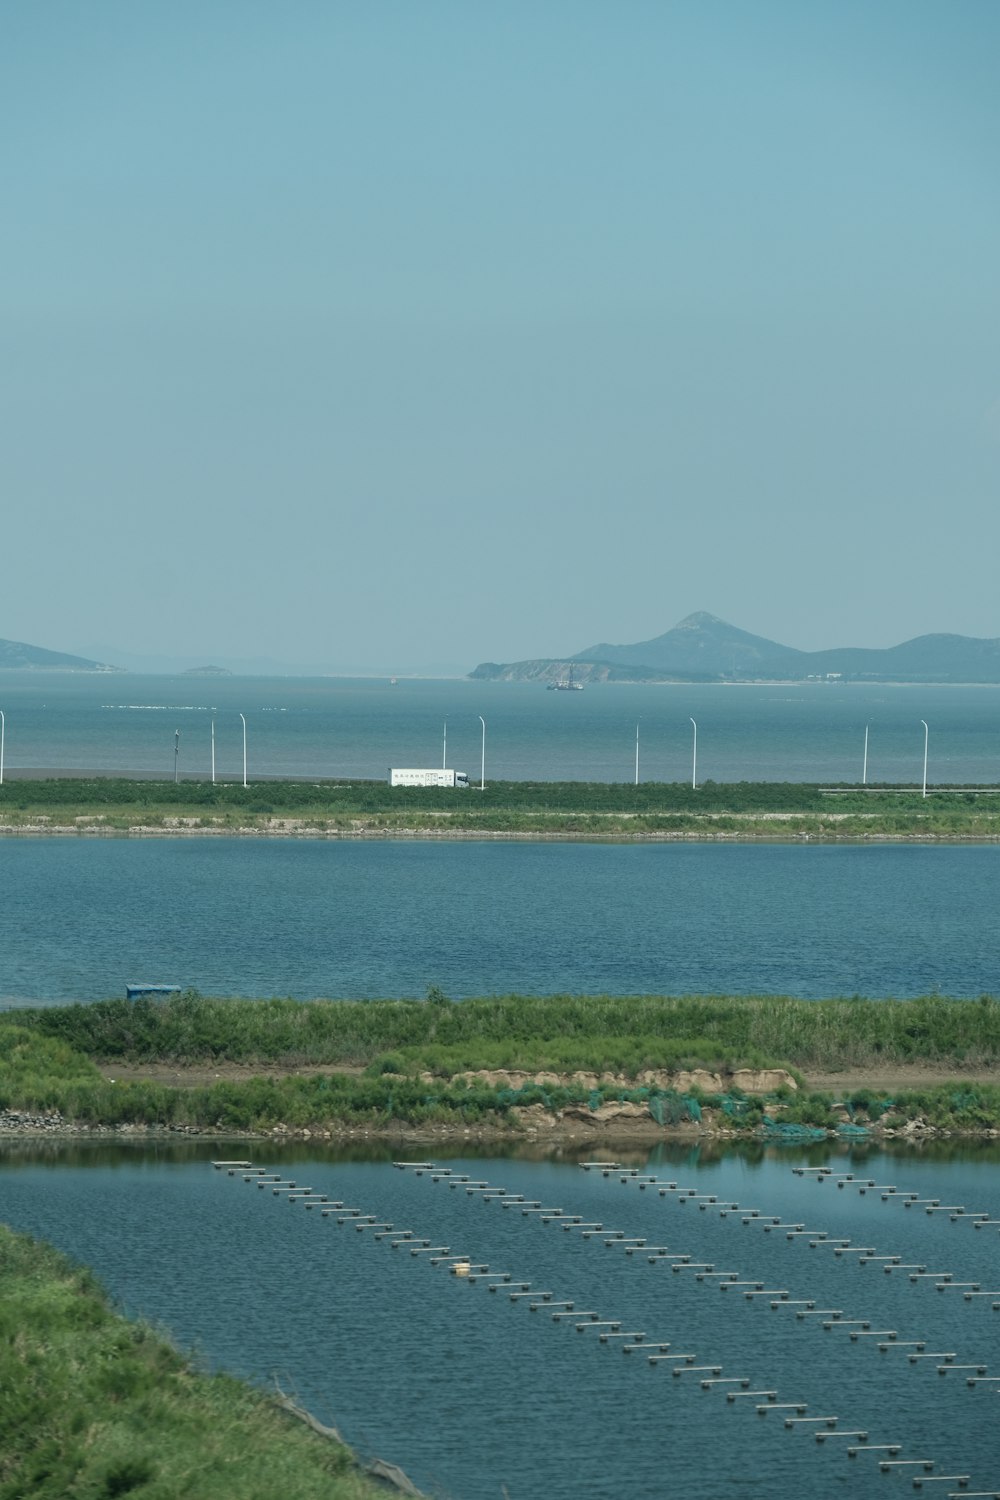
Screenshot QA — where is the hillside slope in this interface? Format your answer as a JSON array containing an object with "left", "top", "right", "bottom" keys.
[
  {"left": 0, "top": 636, "right": 116, "bottom": 670},
  {"left": 472, "top": 612, "right": 1000, "bottom": 683}
]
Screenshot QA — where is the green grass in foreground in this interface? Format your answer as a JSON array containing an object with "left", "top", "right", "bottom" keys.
[{"left": 0, "top": 1225, "right": 380, "bottom": 1500}]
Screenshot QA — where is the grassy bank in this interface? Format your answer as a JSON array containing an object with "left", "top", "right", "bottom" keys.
[
  {"left": 2, "top": 776, "right": 1000, "bottom": 838},
  {"left": 3, "top": 992, "right": 1000, "bottom": 1134},
  {"left": 0, "top": 1224, "right": 384, "bottom": 1500},
  {"left": 15, "top": 990, "right": 1000, "bottom": 1072}
]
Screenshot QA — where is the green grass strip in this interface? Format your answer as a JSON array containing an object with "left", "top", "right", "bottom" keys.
[
  {"left": 0, "top": 1224, "right": 385, "bottom": 1500},
  {"left": 12, "top": 991, "right": 1000, "bottom": 1072},
  {"left": 2, "top": 776, "right": 1000, "bottom": 838}
]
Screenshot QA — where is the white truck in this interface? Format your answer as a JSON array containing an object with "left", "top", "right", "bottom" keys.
[{"left": 389, "top": 768, "right": 470, "bottom": 788}]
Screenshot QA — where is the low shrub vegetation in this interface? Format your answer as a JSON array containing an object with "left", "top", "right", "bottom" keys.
[
  {"left": 2, "top": 776, "right": 1000, "bottom": 838},
  {"left": 17, "top": 990, "right": 1000, "bottom": 1073},
  {"left": 3, "top": 990, "right": 1000, "bottom": 1133}
]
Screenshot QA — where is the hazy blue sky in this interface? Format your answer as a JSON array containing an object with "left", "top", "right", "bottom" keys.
[{"left": 3, "top": 1, "right": 998, "bottom": 673}]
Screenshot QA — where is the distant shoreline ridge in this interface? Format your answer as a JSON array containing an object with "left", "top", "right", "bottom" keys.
[
  {"left": 472, "top": 610, "right": 1000, "bottom": 685},
  {"left": 6, "top": 608, "right": 1000, "bottom": 681}
]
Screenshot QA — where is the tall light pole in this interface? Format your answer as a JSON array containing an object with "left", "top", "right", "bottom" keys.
[
  {"left": 0, "top": 709, "right": 4, "bottom": 785},
  {"left": 211, "top": 717, "right": 216, "bottom": 785},
  {"left": 478, "top": 715, "right": 486, "bottom": 791},
  {"left": 442, "top": 719, "right": 447, "bottom": 771},
  {"left": 921, "top": 719, "right": 928, "bottom": 799},
  {"left": 240, "top": 712, "right": 247, "bottom": 788},
  {"left": 634, "top": 721, "right": 640, "bottom": 786},
  {"left": 174, "top": 729, "right": 180, "bottom": 785},
  {"left": 862, "top": 723, "right": 869, "bottom": 786},
  {"left": 690, "top": 717, "right": 698, "bottom": 790}
]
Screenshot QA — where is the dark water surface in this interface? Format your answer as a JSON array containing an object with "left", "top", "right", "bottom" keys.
[
  {"left": 1, "top": 838, "right": 998, "bottom": 1005},
  {"left": 3, "top": 1141, "right": 1000, "bottom": 1499}
]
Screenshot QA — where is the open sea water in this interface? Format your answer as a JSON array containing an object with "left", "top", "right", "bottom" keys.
[{"left": 2, "top": 671, "right": 1000, "bottom": 783}]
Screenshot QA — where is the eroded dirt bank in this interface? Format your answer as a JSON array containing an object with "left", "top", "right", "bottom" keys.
[{"left": 96, "top": 1060, "right": 1000, "bottom": 1094}]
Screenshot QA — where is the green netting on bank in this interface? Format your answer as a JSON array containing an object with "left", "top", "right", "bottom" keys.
[
  {"left": 427, "top": 1080, "right": 730, "bottom": 1125},
  {"left": 577, "top": 1086, "right": 702, "bottom": 1122},
  {"left": 838, "top": 1098, "right": 893, "bottom": 1124},
  {"left": 642, "top": 1089, "right": 702, "bottom": 1124},
  {"left": 495, "top": 1086, "right": 553, "bottom": 1108},
  {"left": 761, "top": 1119, "right": 828, "bottom": 1142}
]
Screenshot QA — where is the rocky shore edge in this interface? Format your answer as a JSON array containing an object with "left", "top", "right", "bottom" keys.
[
  {"left": 3, "top": 1106, "right": 995, "bottom": 1144},
  {"left": 2, "top": 822, "right": 999, "bottom": 843}
]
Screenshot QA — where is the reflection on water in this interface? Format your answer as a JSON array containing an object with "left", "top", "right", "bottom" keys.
[
  {"left": 3, "top": 1139, "right": 1000, "bottom": 1498},
  {"left": 5, "top": 1134, "right": 1000, "bottom": 1171}
]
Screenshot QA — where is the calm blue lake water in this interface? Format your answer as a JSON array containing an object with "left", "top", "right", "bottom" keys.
[
  {"left": 1, "top": 838, "right": 998, "bottom": 1006},
  {"left": 2, "top": 671, "right": 1000, "bottom": 783},
  {"left": 3, "top": 1142, "right": 1000, "bottom": 1499}
]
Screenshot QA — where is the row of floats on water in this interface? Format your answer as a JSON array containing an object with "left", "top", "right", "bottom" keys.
[{"left": 212, "top": 1156, "right": 1000, "bottom": 1497}]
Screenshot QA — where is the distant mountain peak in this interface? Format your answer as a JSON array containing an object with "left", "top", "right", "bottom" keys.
[
  {"left": 674, "top": 610, "right": 725, "bottom": 629},
  {"left": 470, "top": 612, "right": 1000, "bottom": 684},
  {"left": 574, "top": 612, "right": 798, "bottom": 675}
]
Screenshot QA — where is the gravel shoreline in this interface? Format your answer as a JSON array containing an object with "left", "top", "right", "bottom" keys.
[
  {"left": 2, "top": 1109, "right": 993, "bottom": 1144},
  {"left": 2, "top": 822, "right": 999, "bottom": 844}
]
